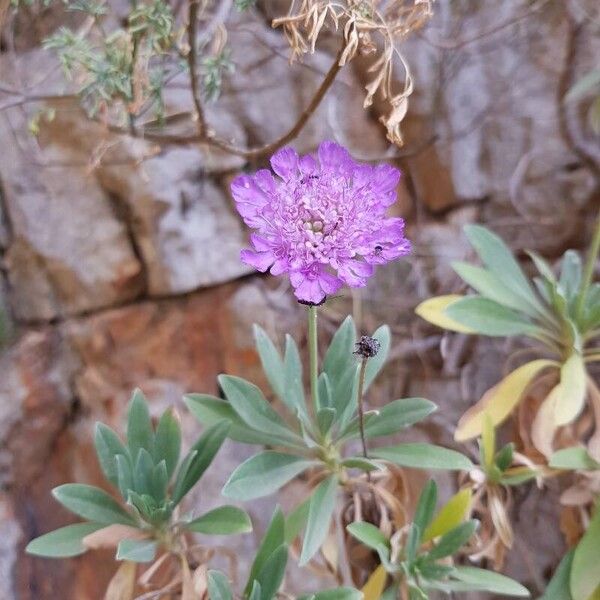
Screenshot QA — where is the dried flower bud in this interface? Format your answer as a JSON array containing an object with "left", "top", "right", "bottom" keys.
[{"left": 354, "top": 335, "right": 380, "bottom": 359}]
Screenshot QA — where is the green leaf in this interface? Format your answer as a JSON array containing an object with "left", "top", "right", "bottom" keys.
[
  {"left": 311, "top": 588, "right": 363, "bottom": 600},
  {"left": 300, "top": 474, "right": 338, "bottom": 566},
  {"left": 223, "top": 451, "right": 316, "bottom": 501},
  {"left": 427, "top": 520, "right": 477, "bottom": 560},
  {"left": 127, "top": 388, "right": 154, "bottom": 459},
  {"left": 323, "top": 316, "right": 356, "bottom": 381},
  {"left": 172, "top": 421, "right": 229, "bottom": 505},
  {"left": 452, "top": 261, "right": 530, "bottom": 313},
  {"left": 405, "top": 523, "right": 420, "bottom": 565},
  {"left": 445, "top": 297, "right": 539, "bottom": 337},
  {"left": 150, "top": 460, "right": 168, "bottom": 503},
  {"left": 255, "top": 545, "right": 288, "bottom": 600},
  {"left": 116, "top": 539, "right": 157, "bottom": 563},
  {"left": 25, "top": 522, "right": 104, "bottom": 558},
  {"left": 52, "top": 484, "right": 136, "bottom": 526},
  {"left": 185, "top": 394, "right": 293, "bottom": 446},
  {"left": 341, "top": 457, "right": 382, "bottom": 472},
  {"left": 571, "top": 508, "right": 600, "bottom": 600},
  {"left": 94, "top": 423, "right": 129, "bottom": 488},
  {"left": 245, "top": 507, "right": 285, "bottom": 596},
  {"left": 207, "top": 571, "right": 233, "bottom": 600},
  {"left": 540, "top": 550, "right": 574, "bottom": 600},
  {"left": 495, "top": 442, "right": 515, "bottom": 472},
  {"left": 363, "top": 325, "right": 391, "bottom": 391},
  {"left": 371, "top": 444, "right": 473, "bottom": 471},
  {"left": 413, "top": 480, "right": 437, "bottom": 535},
  {"left": 285, "top": 498, "right": 310, "bottom": 544},
  {"left": 116, "top": 454, "right": 134, "bottom": 499},
  {"left": 346, "top": 521, "right": 390, "bottom": 552},
  {"left": 318, "top": 373, "right": 333, "bottom": 410},
  {"left": 218, "top": 375, "right": 302, "bottom": 446},
  {"left": 154, "top": 408, "right": 181, "bottom": 479},
  {"left": 464, "top": 224, "right": 544, "bottom": 318},
  {"left": 283, "top": 334, "right": 307, "bottom": 418},
  {"left": 550, "top": 447, "right": 600, "bottom": 471},
  {"left": 133, "top": 448, "right": 155, "bottom": 497},
  {"left": 317, "top": 407, "right": 336, "bottom": 437},
  {"left": 254, "top": 325, "right": 285, "bottom": 399},
  {"left": 248, "top": 581, "right": 262, "bottom": 600},
  {"left": 559, "top": 250, "right": 582, "bottom": 305},
  {"left": 452, "top": 566, "right": 530, "bottom": 597},
  {"left": 366, "top": 398, "right": 436, "bottom": 437},
  {"left": 186, "top": 505, "right": 252, "bottom": 535}
]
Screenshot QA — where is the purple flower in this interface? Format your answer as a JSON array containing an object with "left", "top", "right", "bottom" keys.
[{"left": 231, "top": 141, "right": 411, "bottom": 305}]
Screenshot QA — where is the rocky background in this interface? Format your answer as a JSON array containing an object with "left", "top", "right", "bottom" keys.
[{"left": 0, "top": 0, "right": 599, "bottom": 598}]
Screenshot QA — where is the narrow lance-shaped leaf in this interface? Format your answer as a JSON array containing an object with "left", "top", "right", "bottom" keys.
[
  {"left": 186, "top": 505, "right": 252, "bottom": 535},
  {"left": 25, "top": 523, "right": 105, "bottom": 558},
  {"left": 116, "top": 539, "right": 157, "bottom": 563},
  {"left": 413, "top": 480, "right": 437, "bottom": 535},
  {"left": 254, "top": 324, "right": 285, "bottom": 399},
  {"left": 245, "top": 507, "right": 285, "bottom": 595},
  {"left": 570, "top": 508, "right": 600, "bottom": 600},
  {"left": 207, "top": 571, "right": 233, "bottom": 600},
  {"left": 445, "top": 297, "right": 540, "bottom": 337},
  {"left": 223, "top": 451, "right": 317, "bottom": 501},
  {"left": 463, "top": 224, "right": 545, "bottom": 318},
  {"left": 300, "top": 474, "right": 338, "bottom": 566},
  {"left": 184, "top": 394, "right": 295, "bottom": 446},
  {"left": 218, "top": 375, "right": 303, "bottom": 446},
  {"left": 94, "top": 423, "right": 129, "bottom": 488},
  {"left": 127, "top": 388, "right": 154, "bottom": 459},
  {"left": 153, "top": 408, "right": 181, "bottom": 479},
  {"left": 346, "top": 521, "right": 390, "bottom": 553},
  {"left": 371, "top": 443, "right": 473, "bottom": 471},
  {"left": 452, "top": 566, "right": 530, "bottom": 597},
  {"left": 451, "top": 261, "right": 531, "bottom": 313},
  {"left": 172, "top": 421, "right": 229, "bottom": 505},
  {"left": 52, "top": 484, "right": 137, "bottom": 526}
]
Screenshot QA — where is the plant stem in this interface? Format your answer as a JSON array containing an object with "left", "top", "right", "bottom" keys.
[
  {"left": 576, "top": 208, "right": 600, "bottom": 323},
  {"left": 356, "top": 357, "right": 369, "bottom": 461},
  {"left": 308, "top": 305, "right": 320, "bottom": 411}
]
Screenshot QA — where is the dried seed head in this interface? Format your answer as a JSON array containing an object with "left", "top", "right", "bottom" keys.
[{"left": 354, "top": 335, "right": 380, "bottom": 359}]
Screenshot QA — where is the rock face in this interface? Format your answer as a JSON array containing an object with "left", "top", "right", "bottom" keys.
[{"left": 0, "top": 0, "right": 599, "bottom": 599}]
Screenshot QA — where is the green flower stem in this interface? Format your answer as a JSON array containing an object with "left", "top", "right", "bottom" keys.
[
  {"left": 577, "top": 208, "right": 600, "bottom": 322},
  {"left": 308, "top": 305, "right": 320, "bottom": 411},
  {"left": 356, "top": 357, "right": 369, "bottom": 461}
]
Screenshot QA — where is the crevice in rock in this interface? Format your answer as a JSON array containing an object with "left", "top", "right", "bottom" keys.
[{"left": 104, "top": 190, "right": 149, "bottom": 298}]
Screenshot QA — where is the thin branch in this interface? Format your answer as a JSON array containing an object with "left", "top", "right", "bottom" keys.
[
  {"left": 186, "top": 0, "right": 209, "bottom": 136},
  {"left": 419, "top": 0, "right": 552, "bottom": 50}
]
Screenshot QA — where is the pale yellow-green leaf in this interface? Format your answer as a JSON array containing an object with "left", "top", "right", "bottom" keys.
[
  {"left": 423, "top": 488, "right": 473, "bottom": 542},
  {"left": 362, "top": 564, "right": 387, "bottom": 600},
  {"left": 531, "top": 383, "right": 561, "bottom": 457},
  {"left": 455, "top": 359, "right": 557, "bottom": 441},
  {"left": 554, "top": 352, "right": 587, "bottom": 426},
  {"left": 482, "top": 413, "right": 496, "bottom": 470},
  {"left": 415, "top": 295, "right": 475, "bottom": 334}
]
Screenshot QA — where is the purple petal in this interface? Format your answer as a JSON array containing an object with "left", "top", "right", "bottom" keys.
[
  {"left": 240, "top": 249, "right": 274, "bottom": 272},
  {"left": 317, "top": 141, "right": 352, "bottom": 173},
  {"left": 270, "top": 147, "right": 299, "bottom": 180},
  {"left": 337, "top": 260, "right": 374, "bottom": 287}
]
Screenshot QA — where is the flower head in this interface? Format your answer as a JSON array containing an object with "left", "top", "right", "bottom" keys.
[{"left": 231, "top": 140, "right": 411, "bottom": 304}]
